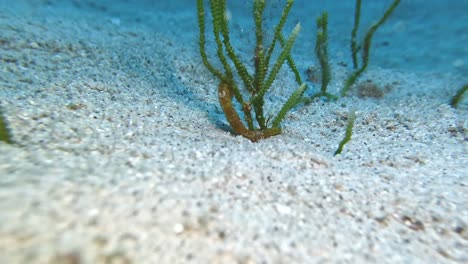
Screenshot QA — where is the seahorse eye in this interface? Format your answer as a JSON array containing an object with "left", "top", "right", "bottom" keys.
[{"left": 218, "top": 90, "right": 227, "bottom": 98}]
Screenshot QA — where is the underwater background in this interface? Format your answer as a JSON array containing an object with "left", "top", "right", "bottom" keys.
[{"left": 0, "top": 0, "right": 467, "bottom": 263}]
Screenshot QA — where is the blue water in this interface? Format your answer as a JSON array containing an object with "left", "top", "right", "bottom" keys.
[
  {"left": 0, "top": 0, "right": 466, "bottom": 104},
  {"left": 3, "top": 0, "right": 465, "bottom": 76},
  {"left": 148, "top": 0, "right": 468, "bottom": 77}
]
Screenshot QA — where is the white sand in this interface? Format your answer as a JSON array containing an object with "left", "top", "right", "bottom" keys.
[{"left": 0, "top": 0, "right": 467, "bottom": 263}]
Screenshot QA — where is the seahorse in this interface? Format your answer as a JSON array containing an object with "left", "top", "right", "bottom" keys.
[{"left": 218, "top": 81, "right": 281, "bottom": 142}]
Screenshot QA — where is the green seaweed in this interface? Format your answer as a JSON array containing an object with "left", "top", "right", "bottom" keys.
[
  {"left": 450, "top": 84, "right": 468, "bottom": 108},
  {"left": 341, "top": 0, "right": 401, "bottom": 96},
  {"left": 0, "top": 107, "right": 13, "bottom": 144},
  {"left": 196, "top": 0, "right": 400, "bottom": 152},
  {"left": 308, "top": 12, "right": 338, "bottom": 102},
  {"left": 334, "top": 108, "right": 356, "bottom": 156}
]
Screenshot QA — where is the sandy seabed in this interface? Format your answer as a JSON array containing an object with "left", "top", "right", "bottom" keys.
[{"left": 0, "top": 0, "right": 467, "bottom": 263}]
